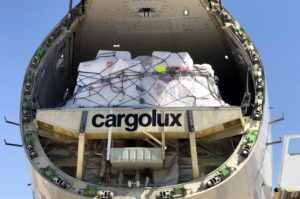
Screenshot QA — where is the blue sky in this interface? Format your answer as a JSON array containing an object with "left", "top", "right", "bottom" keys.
[{"left": 0, "top": 1, "right": 299, "bottom": 198}]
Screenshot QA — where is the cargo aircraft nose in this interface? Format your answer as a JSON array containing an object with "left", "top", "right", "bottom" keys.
[{"left": 20, "top": 0, "right": 269, "bottom": 198}]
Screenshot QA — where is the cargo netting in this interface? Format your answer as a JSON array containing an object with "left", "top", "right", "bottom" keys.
[{"left": 64, "top": 51, "right": 227, "bottom": 108}]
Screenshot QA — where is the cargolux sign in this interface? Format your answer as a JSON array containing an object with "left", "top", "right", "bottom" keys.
[{"left": 92, "top": 110, "right": 182, "bottom": 132}]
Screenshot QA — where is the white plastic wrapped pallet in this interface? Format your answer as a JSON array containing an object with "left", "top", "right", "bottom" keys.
[
  {"left": 140, "top": 51, "right": 225, "bottom": 107},
  {"left": 65, "top": 51, "right": 144, "bottom": 107},
  {"left": 64, "top": 50, "right": 227, "bottom": 108}
]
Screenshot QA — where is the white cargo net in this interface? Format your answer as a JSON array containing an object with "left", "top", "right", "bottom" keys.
[{"left": 64, "top": 50, "right": 228, "bottom": 108}]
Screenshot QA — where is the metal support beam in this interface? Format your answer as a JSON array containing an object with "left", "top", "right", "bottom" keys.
[
  {"left": 106, "top": 110, "right": 113, "bottom": 161},
  {"left": 76, "top": 133, "right": 86, "bottom": 179},
  {"left": 161, "top": 110, "right": 166, "bottom": 160},
  {"left": 189, "top": 132, "right": 199, "bottom": 179},
  {"left": 187, "top": 110, "right": 199, "bottom": 179},
  {"left": 269, "top": 113, "right": 285, "bottom": 125},
  {"left": 4, "top": 116, "right": 20, "bottom": 126},
  {"left": 4, "top": 139, "right": 23, "bottom": 147},
  {"left": 161, "top": 128, "right": 166, "bottom": 160},
  {"left": 106, "top": 126, "right": 113, "bottom": 161},
  {"left": 142, "top": 130, "right": 162, "bottom": 146},
  {"left": 76, "top": 111, "right": 89, "bottom": 179},
  {"left": 266, "top": 137, "right": 282, "bottom": 146}
]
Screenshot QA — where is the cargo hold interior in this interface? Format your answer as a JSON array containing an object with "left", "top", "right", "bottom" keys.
[{"left": 33, "top": 0, "right": 255, "bottom": 187}]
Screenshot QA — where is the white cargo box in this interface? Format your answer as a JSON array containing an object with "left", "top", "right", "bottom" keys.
[{"left": 110, "top": 147, "right": 163, "bottom": 170}]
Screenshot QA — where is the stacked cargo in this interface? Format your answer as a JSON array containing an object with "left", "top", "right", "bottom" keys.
[{"left": 64, "top": 50, "right": 227, "bottom": 108}]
